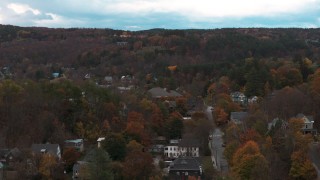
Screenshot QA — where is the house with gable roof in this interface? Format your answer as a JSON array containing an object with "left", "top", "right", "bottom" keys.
[
  {"left": 168, "top": 157, "right": 203, "bottom": 179},
  {"left": 64, "top": 139, "right": 84, "bottom": 152},
  {"left": 31, "top": 144, "right": 61, "bottom": 160},
  {"left": 148, "top": 87, "right": 182, "bottom": 100},
  {"left": 230, "top": 112, "right": 248, "bottom": 125},
  {"left": 230, "top": 91, "right": 248, "bottom": 105},
  {"left": 296, "top": 113, "right": 317, "bottom": 135}
]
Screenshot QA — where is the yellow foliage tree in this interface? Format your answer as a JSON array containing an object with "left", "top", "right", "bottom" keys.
[
  {"left": 39, "top": 154, "right": 57, "bottom": 179},
  {"left": 289, "top": 150, "right": 317, "bottom": 179}
]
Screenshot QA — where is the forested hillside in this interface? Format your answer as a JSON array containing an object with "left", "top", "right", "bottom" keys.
[{"left": 1, "top": 25, "right": 320, "bottom": 179}]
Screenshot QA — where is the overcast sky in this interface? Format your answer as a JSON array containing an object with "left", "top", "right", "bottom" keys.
[{"left": 0, "top": 0, "right": 319, "bottom": 30}]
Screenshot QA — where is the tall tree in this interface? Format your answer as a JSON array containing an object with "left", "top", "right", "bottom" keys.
[
  {"left": 102, "top": 133, "right": 127, "bottom": 161},
  {"left": 122, "top": 150, "right": 154, "bottom": 180},
  {"left": 87, "top": 148, "right": 114, "bottom": 180},
  {"left": 38, "top": 154, "right": 58, "bottom": 179},
  {"left": 232, "top": 141, "right": 269, "bottom": 180}
]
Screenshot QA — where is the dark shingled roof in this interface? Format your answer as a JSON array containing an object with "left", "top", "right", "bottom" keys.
[
  {"left": 148, "top": 87, "right": 182, "bottom": 98},
  {"left": 31, "top": 144, "right": 60, "bottom": 156},
  {"left": 230, "top": 112, "right": 248, "bottom": 121},
  {"left": 169, "top": 157, "right": 201, "bottom": 171}
]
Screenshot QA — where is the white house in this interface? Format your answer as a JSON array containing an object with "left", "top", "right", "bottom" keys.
[
  {"left": 164, "top": 139, "right": 199, "bottom": 159},
  {"left": 97, "top": 137, "right": 105, "bottom": 148},
  {"left": 230, "top": 92, "right": 248, "bottom": 105},
  {"left": 296, "top": 113, "right": 317, "bottom": 135}
]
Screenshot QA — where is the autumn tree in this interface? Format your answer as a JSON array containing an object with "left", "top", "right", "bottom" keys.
[
  {"left": 150, "top": 105, "right": 165, "bottom": 135},
  {"left": 232, "top": 141, "right": 269, "bottom": 180},
  {"left": 175, "top": 97, "right": 188, "bottom": 116},
  {"left": 125, "top": 111, "right": 150, "bottom": 145},
  {"left": 38, "top": 154, "right": 58, "bottom": 179},
  {"left": 126, "top": 140, "right": 143, "bottom": 153},
  {"left": 62, "top": 148, "right": 81, "bottom": 172},
  {"left": 266, "top": 86, "right": 311, "bottom": 120},
  {"left": 122, "top": 150, "right": 154, "bottom": 180},
  {"left": 289, "top": 150, "right": 317, "bottom": 180},
  {"left": 213, "top": 107, "right": 228, "bottom": 126},
  {"left": 275, "top": 66, "right": 303, "bottom": 88},
  {"left": 239, "top": 129, "right": 262, "bottom": 144}
]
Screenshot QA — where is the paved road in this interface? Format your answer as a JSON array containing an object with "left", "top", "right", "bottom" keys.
[
  {"left": 204, "top": 105, "right": 229, "bottom": 172},
  {"left": 211, "top": 128, "right": 228, "bottom": 172},
  {"left": 309, "top": 142, "right": 320, "bottom": 179}
]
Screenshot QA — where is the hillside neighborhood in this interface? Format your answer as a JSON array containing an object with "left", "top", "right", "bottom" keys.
[{"left": 0, "top": 25, "right": 320, "bottom": 179}]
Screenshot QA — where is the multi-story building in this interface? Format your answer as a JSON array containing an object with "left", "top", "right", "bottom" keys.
[{"left": 164, "top": 139, "right": 199, "bottom": 159}]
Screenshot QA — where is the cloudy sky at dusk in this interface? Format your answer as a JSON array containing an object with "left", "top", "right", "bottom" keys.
[{"left": 0, "top": 0, "right": 319, "bottom": 30}]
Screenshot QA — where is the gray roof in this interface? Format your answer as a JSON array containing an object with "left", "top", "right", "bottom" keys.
[
  {"left": 31, "top": 144, "right": 60, "bottom": 156},
  {"left": 148, "top": 87, "right": 182, "bottom": 98},
  {"left": 0, "top": 148, "right": 21, "bottom": 159},
  {"left": 296, "top": 113, "right": 314, "bottom": 123},
  {"left": 169, "top": 157, "right": 201, "bottom": 171},
  {"left": 230, "top": 112, "right": 248, "bottom": 121},
  {"left": 0, "top": 149, "right": 10, "bottom": 158}
]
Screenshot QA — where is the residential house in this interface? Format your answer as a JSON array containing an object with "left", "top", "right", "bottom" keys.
[
  {"left": 230, "top": 112, "right": 248, "bottom": 125},
  {"left": 84, "top": 74, "right": 90, "bottom": 79},
  {"left": 149, "top": 136, "right": 167, "bottom": 153},
  {"left": 148, "top": 87, "right": 182, "bottom": 99},
  {"left": 104, "top": 76, "right": 113, "bottom": 85},
  {"left": 248, "top": 96, "right": 259, "bottom": 104},
  {"left": 97, "top": 137, "right": 105, "bottom": 148},
  {"left": 164, "top": 140, "right": 179, "bottom": 159},
  {"left": 268, "top": 118, "right": 288, "bottom": 131},
  {"left": 31, "top": 144, "right": 61, "bottom": 160},
  {"left": 0, "top": 148, "right": 22, "bottom": 166},
  {"left": 73, "top": 161, "right": 89, "bottom": 180},
  {"left": 296, "top": 113, "right": 317, "bottom": 135},
  {"left": 152, "top": 136, "right": 167, "bottom": 144},
  {"left": 52, "top": 72, "right": 60, "bottom": 78},
  {"left": 230, "top": 92, "right": 248, "bottom": 105},
  {"left": 164, "top": 100, "right": 177, "bottom": 111},
  {"left": 168, "top": 157, "right": 203, "bottom": 180},
  {"left": 164, "top": 139, "right": 200, "bottom": 159},
  {"left": 64, "top": 139, "right": 84, "bottom": 152},
  {"left": 178, "top": 139, "right": 200, "bottom": 157},
  {"left": 148, "top": 145, "right": 165, "bottom": 153}
]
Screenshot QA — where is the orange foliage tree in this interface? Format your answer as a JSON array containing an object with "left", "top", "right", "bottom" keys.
[
  {"left": 122, "top": 150, "right": 154, "bottom": 180},
  {"left": 232, "top": 141, "right": 268, "bottom": 180},
  {"left": 213, "top": 107, "right": 228, "bottom": 125}
]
